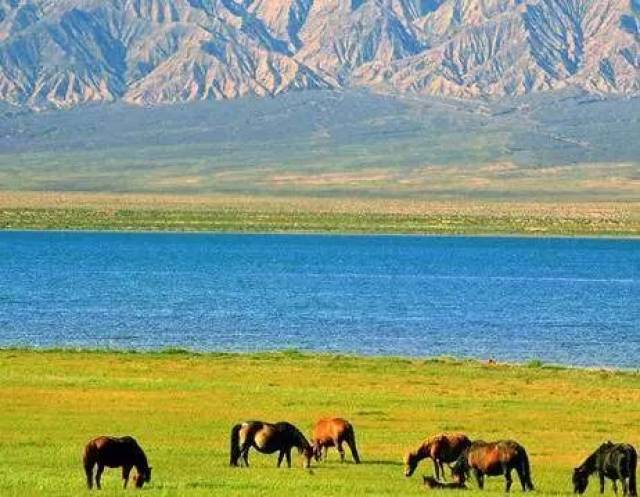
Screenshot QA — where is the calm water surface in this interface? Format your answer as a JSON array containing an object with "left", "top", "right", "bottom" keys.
[{"left": 0, "top": 231, "right": 638, "bottom": 367}]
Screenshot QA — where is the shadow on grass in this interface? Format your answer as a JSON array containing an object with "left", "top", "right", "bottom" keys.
[{"left": 358, "top": 460, "right": 404, "bottom": 467}]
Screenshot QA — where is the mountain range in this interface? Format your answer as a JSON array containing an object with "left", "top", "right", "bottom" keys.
[{"left": 0, "top": 0, "right": 638, "bottom": 109}]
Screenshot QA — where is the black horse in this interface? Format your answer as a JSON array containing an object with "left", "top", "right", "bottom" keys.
[
  {"left": 229, "top": 421, "right": 313, "bottom": 468},
  {"left": 573, "top": 442, "right": 637, "bottom": 496}
]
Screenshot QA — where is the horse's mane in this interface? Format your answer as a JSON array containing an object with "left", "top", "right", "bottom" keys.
[
  {"left": 577, "top": 449, "right": 600, "bottom": 475},
  {"left": 290, "top": 424, "right": 311, "bottom": 451},
  {"left": 128, "top": 438, "right": 149, "bottom": 470}
]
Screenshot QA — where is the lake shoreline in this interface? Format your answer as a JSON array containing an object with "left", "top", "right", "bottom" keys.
[
  {"left": 2, "top": 347, "right": 637, "bottom": 374},
  {"left": 2, "top": 191, "right": 639, "bottom": 237}
]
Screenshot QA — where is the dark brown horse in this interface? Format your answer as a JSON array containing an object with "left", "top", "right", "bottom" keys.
[
  {"left": 451, "top": 440, "right": 534, "bottom": 492},
  {"left": 573, "top": 442, "right": 637, "bottom": 496},
  {"left": 311, "top": 417, "right": 360, "bottom": 464},
  {"left": 229, "top": 421, "right": 313, "bottom": 468},
  {"left": 404, "top": 433, "right": 472, "bottom": 479},
  {"left": 83, "top": 436, "right": 151, "bottom": 490},
  {"left": 423, "top": 475, "right": 467, "bottom": 489}
]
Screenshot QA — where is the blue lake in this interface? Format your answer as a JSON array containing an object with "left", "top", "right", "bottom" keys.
[{"left": 0, "top": 231, "right": 638, "bottom": 367}]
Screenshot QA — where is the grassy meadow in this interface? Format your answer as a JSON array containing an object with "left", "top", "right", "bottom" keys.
[
  {"left": 1, "top": 192, "right": 639, "bottom": 236},
  {"left": 1, "top": 349, "right": 639, "bottom": 496}
]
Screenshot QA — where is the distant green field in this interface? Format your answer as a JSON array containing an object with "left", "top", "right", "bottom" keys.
[
  {"left": 1, "top": 349, "right": 639, "bottom": 497},
  {"left": 1, "top": 192, "right": 639, "bottom": 236}
]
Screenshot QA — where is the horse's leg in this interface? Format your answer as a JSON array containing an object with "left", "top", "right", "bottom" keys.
[
  {"left": 323, "top": 446, "right": 328, "bottom": 461},
  {"left": 285, "top": 448, "right": 292, "bottom": 468},
  {"left": 600, "top": 472, "right": 606, "bottom": 494},
  {"left": 277, "top": 450, "right": 285, "bottom": 468},
  {"left": 346, "top": 436, "right": 360, "bottom": 464},
  {"left": 474, "top": 469, "right": 484, "bottom": 490},
  {"left": 96, "top": 464, "right": 104, "bottom": 490},
  {"left": 122, "top": 465, "right": 132, "bottom": 489},
  {"left": 503, "top": 465, "right": 513, "bottom": 493},
  {"left": 618, "top": 477, "right": 626, "bottom": 496},
  {"left": 337, "top": 440, "right": 345, "bottom": 463},
  {"left": 516, "top": 462, "right": 527, "bottom": 491},
  {"left": 85, "top": 462, "right": 94, "bottom": 490},
  {"left": 618, "top": 466, "right": 629, "bottom": 496},
  {"left": 440, "top": 460, "right": 447, "bottom": 481},
  {"left": 241, "top": 444, "right": 251, "bottom": 467}
]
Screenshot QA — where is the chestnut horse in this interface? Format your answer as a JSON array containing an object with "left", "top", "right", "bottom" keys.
[
  {"left": 229, "top": 421, "right": 313, "bottom": 468},
  {"left": 451, "top": 440, "right": 534, "bottom": 492},
  {"left": 573, "top": 442, "right": 637, "bottom": 496},
  {"left": 311, "top": 417, "right": 360, "bottom": 464},
  {"left": 404, "top": 433, "right": 471, "bottom": 479},
  {"left": 83, "top": 436, "right": 151, "bottom": 490}
]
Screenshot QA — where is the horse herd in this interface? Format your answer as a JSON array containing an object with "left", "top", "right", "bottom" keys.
[{"left": 83, "top": 418, "right": 638, "bottom": 495}]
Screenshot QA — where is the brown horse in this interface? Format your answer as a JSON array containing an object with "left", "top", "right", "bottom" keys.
[
  {"left": 229, "top": 421, "right": 313, "bottom": 468},
  {"left": 423, "top": 475, "right": 467, "bottom": 489},
  {"left": 451, "top": 440, "right": 534, "bottom": 493},
  {"left": 311, "top": 417, "right": 360, "bottom": 464},
  {"left": 404, "top": 433, "right": 471, "bottom": 479},
  {"left": 83, "top": 436, "right": 151, "bottom": 490}
]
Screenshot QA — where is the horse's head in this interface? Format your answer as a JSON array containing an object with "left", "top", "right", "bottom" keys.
[
  {"left": 403, "top": 451, "right": 418, "bottom": 477},
  {"left": 450, "top": 453, "right": 470, "bottom": 481},
  {"left": 573, "top": 467, "right": 589, "bottom": 494},
  {"left": 312, "top": 442, "right": 323, "bottom": 462},
  {"left": 300, "top": 445, "right": 313, "bottom": 469},
  {"left": 135, "top": 467, "right": 152, "bottom": 488}
]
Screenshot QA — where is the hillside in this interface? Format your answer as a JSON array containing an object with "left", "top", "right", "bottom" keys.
[
  {"left": 0, "top": 0, "right": 638, "bottom": 109},
  {"left": 1, "top": 90, "right": 639, "bottom": 199}
]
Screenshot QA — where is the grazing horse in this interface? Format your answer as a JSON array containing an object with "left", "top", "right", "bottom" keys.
[
  {"left": 404, "top": 433, "right": 472, "bottom": 480},
  {"left": 573, "top": 442, "right": 637, "bottom": 496},
  {"left": 83, "top": 436, "right": 151, "bottom": 490},
  {"left": 311, "top": 417, "right": 361, "bottom": 464},
  {"left": 423, "top": 475, "right": 468, "bottom": 489},
  {"left": 229, "top": 421, "right": 313, "bottom": 468},
  {"left": 451, "top": 440, "right": 534, "bottom": 492}
]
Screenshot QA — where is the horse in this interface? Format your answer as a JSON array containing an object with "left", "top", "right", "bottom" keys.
[
  {"left": 404, "top": 433, "right": 472, "bottom": 479},
  {"left": 573, "top": 442, "right": 637, "bottom": 496},
  {"left": 423, "top": 475, "right": 467, "bottom": 489},
  {"left": 83, "top": 436, "right": 151, "bottom": 490},
  {"left": 451, "top": 439, "right": 534, "bottom": 492},
  {"left": 311, "top": 417, "right": 361, "bottom": 464},
  {"left": 229, "top": 421, "right": 313, "bottom": 468}
]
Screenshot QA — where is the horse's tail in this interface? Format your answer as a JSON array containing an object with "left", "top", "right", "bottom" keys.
[
  {"left": 345, "top": 424, "right": 361, "bottom": 464},
  {"left": 628, "top": 446, "right": 637, "bottom": 497},
  {"left": 83, "top": 441, "right": 96, "bottom": 489},
  {"left": 229, "top": 424, "right": 242, "bottom": 467},
  {"left": 520, "top": 447, "right": 534, "bottom": 491}
]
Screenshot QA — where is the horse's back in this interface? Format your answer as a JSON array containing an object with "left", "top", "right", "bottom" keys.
[
  {"left": 469, "top": 440, "right": 527, "bottom": 474},
  {"left": 425, "top": 433, "right": 471, "bottom": 462},
  {"left": 604, "top": 443, "right": 638, "bottom": 473},
  {"left": 83, "top": 436, "right": 140, "bottom": 468},
  {"left": 312, "top": 417, "right": 352, "bottom": 443}
]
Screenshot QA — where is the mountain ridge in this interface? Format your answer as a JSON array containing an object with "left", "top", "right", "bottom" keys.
[{"left": 0, "top": 0, "right": 638, "bottom": 109}]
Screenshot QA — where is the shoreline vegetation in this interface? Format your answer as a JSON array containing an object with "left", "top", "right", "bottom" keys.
[
  {"left": 1, "top": 348, "right": 639, "bottom": 496},
  {"left": 1, "top": 191, "right": 639, "bottom": 236},
  {"left": 0, "top": 346, "right": 637, "bottom": 373}
]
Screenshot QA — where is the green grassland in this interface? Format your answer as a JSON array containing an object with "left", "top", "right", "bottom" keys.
[
  {"left": 1, "top": 192, "right": 639, "bottom": 236},
  {"left": 1, "top": 349, "right": 639, "bottom": 496}
]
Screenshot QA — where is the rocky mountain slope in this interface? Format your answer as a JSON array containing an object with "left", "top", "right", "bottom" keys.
[{"left": 0, "top": 0, "right": 638, "bottom": 109}]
